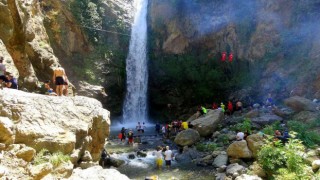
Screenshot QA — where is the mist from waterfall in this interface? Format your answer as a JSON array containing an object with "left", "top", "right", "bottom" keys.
[{"left": 122, "top": 0, "right": 148, "bottom": 124}]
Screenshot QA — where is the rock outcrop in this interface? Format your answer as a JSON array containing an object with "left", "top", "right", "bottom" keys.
[
  {"left": 174, "top": 128, "right": 200, "bottom": 146},
  {"left": 246, "top": 134, "right": 264, "bottom": 158},
  {"left": 0, "top": 88, "right": 110, "bottom": 162},
  {"left": 227, "top": 140, "right": 253, "bottom": 159},
  {"left": 190, "top": 109, "right": 224, "bottom": 137},
  {"left": 284, "top": 96, "right": 317, "bottom": 113}
]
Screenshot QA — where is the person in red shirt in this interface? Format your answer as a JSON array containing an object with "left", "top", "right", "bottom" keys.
[
  {"left": 212, "top": 102, "right": 218, "bottom": 109},
  {"left": 221, "top": 52, "right": 226, "bottom": 61},
  {"left": 228, "top": 53, "right": 233, "bottom": 62},
  {"left": 227, "top": 101, "right": 233, "bottom": 115}
]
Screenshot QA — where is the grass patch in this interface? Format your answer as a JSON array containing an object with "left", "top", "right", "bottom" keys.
[{"left": 33, "top": 149, "right": 70, "bottom": 168}]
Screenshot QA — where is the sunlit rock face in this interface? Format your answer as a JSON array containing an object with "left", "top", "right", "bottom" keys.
[{"left": 0, "top": 88, "right": 110, "bottom": 162}]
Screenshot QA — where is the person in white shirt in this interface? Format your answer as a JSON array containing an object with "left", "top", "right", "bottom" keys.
[
  {"left": 155, "top": 146, "right": 163, "bottom": 169},
  {"left": 236, "top": 131, "right": 245, "bottom": 141},
  {"left": 164, "top": 146, "right": 173, "bottom": 167}
]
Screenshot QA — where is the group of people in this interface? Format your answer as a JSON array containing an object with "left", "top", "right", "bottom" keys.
[
  {"left": 0, "top": 57, "right": 18, "bottom": 89},
  {"left": 119, "top": 123, "right": 145, "bottom": 145},
  {"left": 154, "top": 145, "right": 174, "bottom": 169},
  {"left": 159, "top": 120, "right": 191, "bottom": 139},
  {"left": 212, "top": 100, "right": 243, "bottom": 115},
  {"left": 1, "top": 56, "right": 69, "bottom": 96}
]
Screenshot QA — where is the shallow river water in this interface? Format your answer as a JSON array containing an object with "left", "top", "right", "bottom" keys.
[{"left": 106, "top": 124, "right": 216, "bottom": 180}]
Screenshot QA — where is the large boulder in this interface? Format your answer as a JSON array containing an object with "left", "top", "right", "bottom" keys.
[
  {"left": 174, "top": 129, "right": 200, "bottom": 146},
  {"left": 227, "top": 141, "right": 253, "bottom": 159},
  {"left": 246, "top": 134, "right": 264, "bottom": 158},
  {"left": 293, "top": 111, "right": 320, "bottom": 123},
  {"left": 284, "top": 96, "right": 317, "bottom": 113},
  {"left": 251, "top": 114, "right": 282, "bottom": 126},
  {"left": 226, "top": 163, "right": 246, "bottom": 177},
  {"left": 0, "top": 89, "right": 110, "bottom": 162},
  {"left": 213, "top": 152, "right": 228, "bottom": 168},
  {"left": 190, "top": 109, "right": 224, "bottom": 137},
  {"left": 68, "top": 166, "right": 129, "bottom": 180},
  {"left": 0, "top": 117, "right": 15, "bottom": 145}
]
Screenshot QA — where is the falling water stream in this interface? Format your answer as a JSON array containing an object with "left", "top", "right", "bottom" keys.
[{"left": 123, "top": 0, "right": 149, "bottom": 124}]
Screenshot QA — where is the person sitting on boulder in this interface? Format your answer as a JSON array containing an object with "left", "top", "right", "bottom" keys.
[
  {"left": 44, "top": 80, "right": 57, "bottom": 96},
  {"left": 236, "top": 131, "right": 245, "bottom": 141},
  {"left": 6, "top": 74, "right": 18, "bottom": 89}
]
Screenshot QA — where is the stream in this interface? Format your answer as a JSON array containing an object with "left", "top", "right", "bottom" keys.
[{"left": 106, "top": 123, "right": 216, "bottom": 180}]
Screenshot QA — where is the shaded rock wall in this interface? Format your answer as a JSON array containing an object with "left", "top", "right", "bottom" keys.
[{"left": 148, "top": 0, "right": 320, "bottom": 119}]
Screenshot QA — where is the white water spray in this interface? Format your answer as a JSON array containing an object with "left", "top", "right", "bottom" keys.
[{"left": 123, "top": 0, "right": 149, "bottom": 123}]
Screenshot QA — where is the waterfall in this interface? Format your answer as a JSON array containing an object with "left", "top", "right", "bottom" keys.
[{"left": 122, "top": 0, "right": 148, "bottom": 123}]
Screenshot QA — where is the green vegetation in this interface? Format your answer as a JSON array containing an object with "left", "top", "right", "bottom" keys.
[
  {"left": 34, "top": 149, "right": 70, "bottom": 168},
  {"left": 196, "top": 142, "right": 218, "bottom": 152},
  {"left": 257, "top": 135, "right": 315, "bottom": 179},
  {"left": 287, "top": 120, "right": 320, "bottom": 148},
  {"left": 261, "top": 121, "right": 284, "bottom": 136},
  {"left": 216, "top": 134, "right": 230, "bottom": 145},
  {"left": 232, "top": 118, "right": 252, "bottom": 134}
]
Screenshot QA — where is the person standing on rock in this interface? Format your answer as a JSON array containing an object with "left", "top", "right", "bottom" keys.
[
  {"left": 53, "top": 65, "right": 67, "bottom": 96},
  {"left": 164, "top": 146, "right": 173, "bottom": 168}
]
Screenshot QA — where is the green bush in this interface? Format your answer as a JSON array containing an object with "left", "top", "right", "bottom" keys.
[
  {"left": 233, "top": 118, "right": 252, "bottom": 134},
  {"left": 262, "top": 121, "right": 283, "bottom": 136},
  {"left": 196, "top": 142, "right": 217, "bottom": 152},
  {"left": 257, "top": 135, "right": 314, "bottom": 179},
  {"left": 216, "top": 134, "right": 230, "bottom": 145},
  {"left": 287, "top": 121, "right": 320, "bottom": 148}
]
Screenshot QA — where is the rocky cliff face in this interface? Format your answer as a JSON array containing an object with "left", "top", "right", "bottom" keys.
[
  {"left": 148, "top": 0, "right": 320, "bottom": 118},
  {"left": 0, "top": 0, "right": 60, "bottom": 90},
  {"left": 0, "top": 0, "right": 134, "bottom": 114}
]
